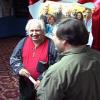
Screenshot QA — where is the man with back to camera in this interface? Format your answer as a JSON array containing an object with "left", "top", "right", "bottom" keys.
[{"left": 37, "top": 18, "right": 100, "bottom": 100}]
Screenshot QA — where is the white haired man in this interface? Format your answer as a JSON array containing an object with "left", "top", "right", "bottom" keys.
[{"left": 10, "top": 19, "right": 58, "bottom": 100}]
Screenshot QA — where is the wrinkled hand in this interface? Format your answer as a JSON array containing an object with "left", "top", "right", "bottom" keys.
[
  {"left": 34, "top": 80, "right": 41, "bottom": 90},
  {"left": 19, "top": 68, "right": 30, "bottom": 77}
]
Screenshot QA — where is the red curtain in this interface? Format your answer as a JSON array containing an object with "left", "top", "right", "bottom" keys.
[
  {"left": 28, "top": 0, "right": 47, "bottom": 5},
  {"left": 28, "top": 0, "right": 37, "bottom": 5},
  {"left": 92, "top": 7, "right": 100, "bottom": 51},
  {"left": 78, "top": 0, "right": 96, "bottom": 3}
]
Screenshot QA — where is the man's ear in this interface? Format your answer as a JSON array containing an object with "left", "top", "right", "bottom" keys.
[{"left": 62, "top": 40, "right": 67, "bottom": 45}]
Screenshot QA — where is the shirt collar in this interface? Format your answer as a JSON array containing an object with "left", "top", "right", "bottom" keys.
[{"left": 59, "top": 45, "right": 90, "bottom": 58}]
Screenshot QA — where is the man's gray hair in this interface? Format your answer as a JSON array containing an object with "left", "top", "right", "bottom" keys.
[{"left": 25, "top": 19, "right": 45, "bottom": 34}]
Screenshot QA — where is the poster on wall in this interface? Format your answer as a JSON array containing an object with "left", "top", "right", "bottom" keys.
[{"left": 39, "top": 1, "right": 94, "bottom": 22}]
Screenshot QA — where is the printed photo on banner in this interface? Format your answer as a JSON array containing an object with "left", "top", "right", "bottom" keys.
[{"left": 38, "top": 1, "right": 94, "bottom": 40}]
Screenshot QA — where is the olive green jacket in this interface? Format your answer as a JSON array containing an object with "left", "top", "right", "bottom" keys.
[{"left": 37, "top": 46, "right": 100, "bottom": 100}]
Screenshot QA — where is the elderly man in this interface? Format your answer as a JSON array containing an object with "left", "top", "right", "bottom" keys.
[
  {"left": 37, "top": 18, "right": 100, "bottom": 100},
  {"left": 10, "top": 19, "right": 58, "bottom": 100}
]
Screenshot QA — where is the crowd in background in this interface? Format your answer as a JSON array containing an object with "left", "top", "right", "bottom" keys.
[{"left": 39, "top": 3, "right": 93, "bottom": 46}]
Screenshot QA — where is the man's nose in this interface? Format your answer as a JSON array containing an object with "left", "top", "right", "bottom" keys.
[
  {"left": 33, "top": 30, "right": 35, "bottom": 33},
  {"left": 32, "top": 30, "right": 37, "bottom": 35}
]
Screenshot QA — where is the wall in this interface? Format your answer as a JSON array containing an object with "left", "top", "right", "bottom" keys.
[{"left": 0, "top": 16, "right": 28, "bottom": 38}]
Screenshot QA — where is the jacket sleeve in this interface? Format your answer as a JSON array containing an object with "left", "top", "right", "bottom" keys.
[
  {"left": 10, "top": 37, "right": 26, "bottom": 75},
  {"left": 37, "top": 63, "right": 67, "bottom": 100},
  {"left": 48, "top": 39, "right": 59, "bottom": 65}
]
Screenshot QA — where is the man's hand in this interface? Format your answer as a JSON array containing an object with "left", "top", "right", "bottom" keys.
[
  {"left": 19, "top": 68, "right": 30, "bottom": 77},
  {"left": 34, "top": 80, "right": 41, "bottom": 89}
]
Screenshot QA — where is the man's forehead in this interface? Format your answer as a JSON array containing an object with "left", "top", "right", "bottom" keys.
[{"left": 29, "top": 24, "right": 41, "bottom": 29}]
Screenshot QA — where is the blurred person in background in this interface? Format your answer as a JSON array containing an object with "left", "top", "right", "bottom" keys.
[
  {"left": 46, "top": 14, "right": 57, "bottom": 38},
  {"left": 84, "top": 8, "right": 93, "bottom": 47},
  {"left": 55, "top": 5, "right": 65, "bottom": 23},
  {"left": 76, "top": 11, "right": 84, "bottom": 21}
]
